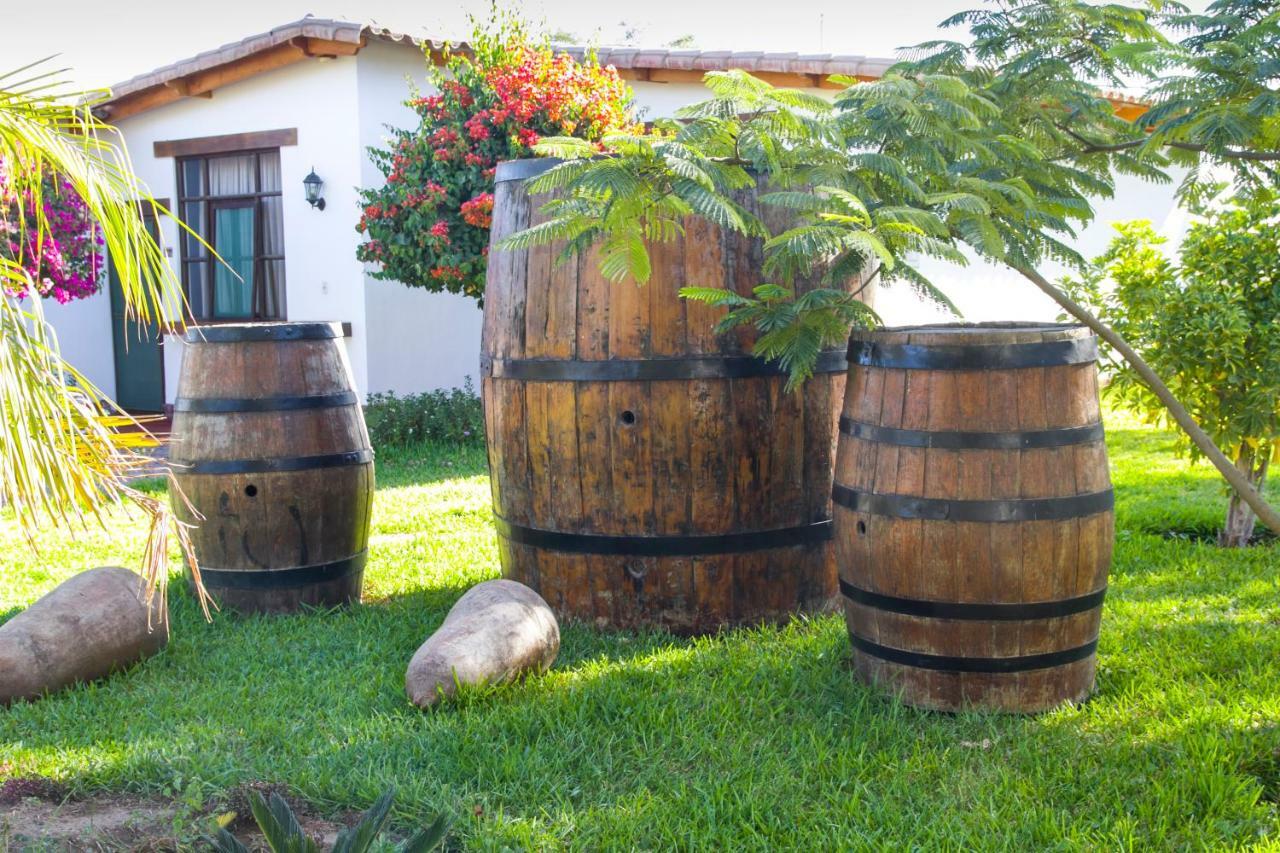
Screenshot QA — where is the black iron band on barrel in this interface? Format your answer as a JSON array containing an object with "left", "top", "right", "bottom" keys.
[
  {"left": 495, "top": 157, "right": 566, "bottom": 183},
  {"left": 175, "top": 449, "right": 374, "bottom": 475},
  {"left": 175, "top": 391, "right": 358, "bottom": 413},
  {"left": 848, "top": 336, "right": 1098, "bottom": 370},
  {"left": 831, "top": 485, "right": 1114, "bottom": 522},
  {"left": 838, "top": 417, "right": 1105, "bottom": 449},
  {"left": 850, "top": 634, "right": 1098, "bottom": 673},
  {"left": 494, "top": 516, "right": 832, "bottom": 556},
  {"left": 839, "top": 578, "right": 1107, "bottom": 620},
  {"left": 481, "top": 350, "right": 846, "bottom": 381},
  {"left": 200, "top": 552, "right": 366, "bottom": 590},
  {"left": 185, "top": 323, "right": 341, "bottom": 344}
]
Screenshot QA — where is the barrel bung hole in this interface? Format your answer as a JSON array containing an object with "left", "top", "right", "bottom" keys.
[
  {"left": 244, "top": 484, "right": 258, "bottom": 498},
  {"left": 619, "top": 410, "right": 637, "bottom": 426}
]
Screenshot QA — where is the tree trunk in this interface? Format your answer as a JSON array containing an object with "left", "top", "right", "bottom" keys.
[
  {"left": 1220, "top": 446, "right": 1270, "bottom": 547},
  {"left": 1012, "top": 264, "right": 1280, "bottom": 538}
]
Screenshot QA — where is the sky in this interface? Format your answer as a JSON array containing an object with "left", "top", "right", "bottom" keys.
[{"left": 8, "top": 0, "right": 978, "bottom": 91}]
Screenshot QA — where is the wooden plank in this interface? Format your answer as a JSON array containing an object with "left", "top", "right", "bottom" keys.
[
  {"left": 689, "top": 378, "right": 734, "bottom": 620},
  {"left": 683, "top": 216, "right": 725, "bottom": 355},
  {"left": 154, "top": 128, "right": 299, "bottom": 159},
  {"left": 608, "top": 380, "right": 655, "bottom": 625}
]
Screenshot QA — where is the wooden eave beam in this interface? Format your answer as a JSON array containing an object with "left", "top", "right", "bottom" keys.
[
  {"left": 103, "top": 38, "right": 363, "bottom": 122},
  {"left": 299, "top": 36, "right": 365, "bottom": 58}
]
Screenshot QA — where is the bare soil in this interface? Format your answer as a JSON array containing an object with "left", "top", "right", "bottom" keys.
[{"left": 0, "top": 779, "right": 348, "bottom": 851}]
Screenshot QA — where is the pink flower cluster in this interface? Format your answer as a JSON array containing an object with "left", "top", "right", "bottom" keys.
[{"left": 0, "top": 160, "right": 103, "bottom": 303}]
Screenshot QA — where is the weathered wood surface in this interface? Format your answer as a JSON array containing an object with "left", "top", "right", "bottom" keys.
[
  {"left": 834, "top": 323, "right": 1114, "bottom": 713},
  {"left": 483, "top": 159, "right": 876, "bottom": 633},
  {"left": 170, "top": 323, "right": 374, "bottom": 614}
]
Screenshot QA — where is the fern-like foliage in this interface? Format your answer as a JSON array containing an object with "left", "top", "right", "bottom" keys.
[
  {"left": 210, "top": 788, "right": 449, "bottom": 853},
  {"left": 501, "top": 1, "right": 1280, "bottom": 386}
]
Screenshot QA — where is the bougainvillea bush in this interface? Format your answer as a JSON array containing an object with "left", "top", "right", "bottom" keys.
[
  {"left": 356, "top": 21, "right": 636, "bottom": 302},
  {"left": 0, "top": 159, "right": 102, "bottom": 302}
]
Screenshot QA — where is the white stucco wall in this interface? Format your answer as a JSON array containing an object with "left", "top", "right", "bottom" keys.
[
  {"left": 102, "top": 56, "right": 368, "bottom": 404},
  {"left": 874, "top": 173, "right": 1184, "bottom": 327},
  {"left": 38, "top": 292, "right": 117, "bottom": 398},
  {"left": 356, "top": 41, "right": 487, "bottom": 397}
]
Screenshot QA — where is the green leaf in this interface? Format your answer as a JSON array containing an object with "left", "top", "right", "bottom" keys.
[
  {"left": 399, "top": 815, "right": 452, "bottom": 853},
  {"left": 332, "top": 789, "right": 396, "bottom": 853}
]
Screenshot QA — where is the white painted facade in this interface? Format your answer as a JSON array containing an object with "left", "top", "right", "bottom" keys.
[{"left": 54, "top": 38, "right": 1183, "bottom": 407}]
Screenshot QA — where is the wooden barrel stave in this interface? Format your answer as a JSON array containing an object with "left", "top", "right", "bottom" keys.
[
  {"left": 835, "top": 324, "right": 1113, "bottom": 712},
  {"left": 484, "top": 159, "right": 868, "bottom": 633},
  {"left": 171, "top": 322, "right": 374, "bottom": 614}
]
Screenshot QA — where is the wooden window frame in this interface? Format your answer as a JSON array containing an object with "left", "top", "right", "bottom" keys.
[
  {"left": 155, "top": 127, "right": 297, "bottom": 159},
  {"left": 177, "top": 147, "right": 286, "bottom": 323}
]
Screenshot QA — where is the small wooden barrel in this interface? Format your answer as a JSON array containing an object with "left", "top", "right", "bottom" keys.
[
  {"left": 483, "top": 158, "right": 875, "bottom": 633},
  {"left": 170, "top": 322, "right": 374, "bottom": 614},
  {"left": 834, "top": 323, "right": 1113, "bottom": 712}
]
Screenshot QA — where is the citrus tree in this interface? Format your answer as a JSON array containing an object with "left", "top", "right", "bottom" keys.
[
  {"left": 1, "top": 61, "right": 202, "bottom": 612},
  {"left": 505, "top": 0, "right": 1280, "bottom": 535},
  {"left": 1066, "top": 191, "right": 1280, "bottom": 546}
]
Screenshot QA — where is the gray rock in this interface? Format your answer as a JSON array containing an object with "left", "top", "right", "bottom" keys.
[
  {"left": 0, "top": 566, "right": 168, "bottom": 705},
  {"left": 406, "top": 579, "right": 559, "bottom": 708}
]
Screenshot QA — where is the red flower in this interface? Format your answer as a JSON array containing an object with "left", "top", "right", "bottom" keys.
[
  {"left": 460, "top": 192, "right": 494, "bottom": 228},
  {"left": 354, "top": 25, "right": 637, "bottom": 301}
]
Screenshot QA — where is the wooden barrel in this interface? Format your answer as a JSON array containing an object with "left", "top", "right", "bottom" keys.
[
  {"left": 483, "top": 158, "right": 875, "bottom": 633},
  {"left": 170, "top": 322, "right": 375, "bottom": 614},
  {"left": 834, "top": 323, "right": 1113, "bottom": 712}
]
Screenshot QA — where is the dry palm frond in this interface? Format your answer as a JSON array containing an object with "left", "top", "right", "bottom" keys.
[{"left": 1, "top": 61, "right": 210, "bottom": 618}]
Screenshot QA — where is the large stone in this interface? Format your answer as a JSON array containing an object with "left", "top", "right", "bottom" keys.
[
  {"left": 0, "top": 567, "right": 168, "bottom": 705},
  {"left": 406, "top": 579, "right": 559, "bottom": 708}
]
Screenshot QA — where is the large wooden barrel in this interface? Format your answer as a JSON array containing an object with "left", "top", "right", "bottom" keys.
[
  {"left": 834, "top": 323, "right": 1113, "bottom": 712},
  {"left": 170, "top": 322, "right": 374, "bottom": 614},
  {"left": 483, "top": 158, "right": 875, "bottom": 633}
]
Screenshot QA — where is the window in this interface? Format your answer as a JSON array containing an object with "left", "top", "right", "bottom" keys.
[{"left": 177, "top": 150, "right": 285, "bottom": 320}]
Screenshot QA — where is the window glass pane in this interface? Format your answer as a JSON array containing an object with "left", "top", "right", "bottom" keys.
[
  {"left": 212, "top": 206, "right": 255, "bottom": 318},
  {"left": 262, "top": 259, "right": 286, "bottom": 319},
  {"left": 261, "top": 196, "right": 284, "bottom": 255},
  {"left": 182, "top": 202, "right": 206, "bottom": 258},
  {"left": 181, "top": 159, "right": 204, "bottom": 197},
  {"left": 185, "top": 262, "right": 209, "bottom": 319},
  {"left": 259, "top": 151, "right": 282, "bottom": 193},
  {"left": 208, "top": 155, "right": 256, "bottom": 196}
]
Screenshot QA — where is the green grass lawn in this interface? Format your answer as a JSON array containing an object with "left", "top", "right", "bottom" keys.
[{"left": 2, "top": 415, "right": 1279, "bottom": 849}]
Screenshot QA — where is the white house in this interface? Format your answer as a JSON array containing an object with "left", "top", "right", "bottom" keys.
[{"left": 43, "top": 16, "right": 1179, "bottom": 412}]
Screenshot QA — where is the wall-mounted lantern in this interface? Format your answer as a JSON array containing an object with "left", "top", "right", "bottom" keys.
[{"left": 303, "top": 167, "right": 326, "bottom": 211}]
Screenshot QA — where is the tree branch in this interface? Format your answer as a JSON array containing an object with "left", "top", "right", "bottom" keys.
[
  {"left": 1054, "top": 123, "right": 1280, "bottom": 162},
  {"left": 1012, "top": 263, "right": 1280, "bottom": 537}
]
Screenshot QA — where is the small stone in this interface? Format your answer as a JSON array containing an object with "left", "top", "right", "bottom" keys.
[
  {"left": 405, "top": 579, "right": 559, "bottom": 709},
  {"left": 0, "top": 567, "right": 168, "bottom": 706}
]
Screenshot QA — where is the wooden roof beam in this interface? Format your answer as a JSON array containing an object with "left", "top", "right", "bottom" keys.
[{"left": 299, "top": 36, "right": 365, "bottom": 58}]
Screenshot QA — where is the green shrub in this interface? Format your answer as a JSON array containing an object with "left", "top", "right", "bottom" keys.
[
  {"left": 1064, "top": 189, "right": 1280, "bottom": 546},
  {"left": 364, "top": 378, "right": 484, "bottom": 449}
]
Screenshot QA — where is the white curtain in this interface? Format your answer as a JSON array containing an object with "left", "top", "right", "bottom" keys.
[{"left": 208, "top": 155, "right": 255, "bottom": 196}]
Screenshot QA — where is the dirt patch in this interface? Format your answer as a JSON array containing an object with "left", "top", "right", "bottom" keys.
[
  {"left": 0, "top": 786, "right": 349, "bottom": 851},
  {"left": 1, "top": 795, "right": 175, "bottom": 851}
]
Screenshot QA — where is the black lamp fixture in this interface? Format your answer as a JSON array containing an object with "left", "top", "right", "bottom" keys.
[{"left": 303, "top": 167, "right": 325, "bottom": 211}]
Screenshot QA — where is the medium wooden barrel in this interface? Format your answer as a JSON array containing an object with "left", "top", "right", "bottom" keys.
[
  {"left": 483, "top": 158, "right": 875, "bottom": 633},
  {"left": 834, "top": 323, "right": 1113, "bottom": 712},
  {"left": 170, "top": 322, "right": 375, "bottom": 614}
]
